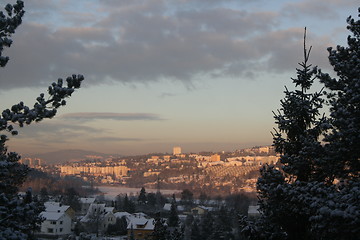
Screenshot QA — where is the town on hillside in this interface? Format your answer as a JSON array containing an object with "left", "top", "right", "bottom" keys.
[{"left": 21, "top": 146, "right": 279, "bottom": 197}]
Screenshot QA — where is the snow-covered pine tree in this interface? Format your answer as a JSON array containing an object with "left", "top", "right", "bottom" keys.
[
  {"left": 272, "top": 28, "right": 328, "bottom": 183},
  {"left": 255, "top": 28, "right": 327, "bottom": 240},
  {"left": 0, "top": 0, "right": 24, "bottom": 67},
  {"left": 310, "top": 7, "right": 360, "bottom": 239},
  {"left": 240, "top": 8, "right": 360, "bottom": 240},
  {"left": 0, "top": 1, "right": 84, "bottom": 239},
  {"left": 318, "top": 7, "right": 360, "bottom": 181}
]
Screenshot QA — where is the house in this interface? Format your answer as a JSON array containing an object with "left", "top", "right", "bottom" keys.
[
  {"left": 124, "top": 213, "right": 155, "bottom": 240},
  {"left": 190, "top": 206, "right": 214, "bottom": 215},
  {"left": 44, "top": 201, "right": 75, "bottom": 220},
  {"left": 38, "top": 202, "right": 73, "bottom": 239},
  {"left": 79, "top": 197, "right": 96, "bottom": 215},
  {"left": 163, "top": 203, "right": 185, "bottom": 212},
  {"left": 80, "top": 203, "right": 116, "bottom": 233}
]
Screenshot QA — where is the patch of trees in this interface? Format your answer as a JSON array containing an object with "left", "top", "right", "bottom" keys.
[{"left": 20, "top": 169, "right": 94, "bottom": 195}]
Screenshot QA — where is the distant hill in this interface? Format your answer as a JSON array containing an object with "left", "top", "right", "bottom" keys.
[{"left": 27, "top": 149, "right": 122, "bottom": 165}]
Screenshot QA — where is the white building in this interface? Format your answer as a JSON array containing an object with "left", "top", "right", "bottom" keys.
[
  {"left": 38, "top": 202, "right": 73, "bottom": 238},
  {"left": 80, "top": 203, "right": 116, "bottom": 233},
  {"left": 173, "top": 146, "right": 181, "bottom": 155},
  {"left": 40, "top": 212, "right": 72, "bottom": 237},
  {"left": 79, "top": 197, "right": 96, "bottom": 215}
]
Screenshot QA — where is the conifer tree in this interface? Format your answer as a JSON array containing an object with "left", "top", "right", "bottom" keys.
[
  {"left": 168, "top": 194, "right": 179, "bottom": 228},
  {"left": 138, "top": 187, "right": 147, "bottom": 204},
  {"left": 200, "top": 211, "right": 213, "bottom": 240},
  {"left": 0, "top": 1, "right": 84, "bottom": 239},
  {"left": 240, "top": 8, "right": 360, "bottom": 240},
  {"left": 169, "top": 227, "right": 184, "bottom": 240},
  {"left": 190, "top": 220, "right": 200, "bottom": 240},
  {"left": 272, "top": 28, "right": 328, "bottom": 183},
  {"left": 318, "top": 7, "right": 360, "bottom": 180},
  {"left": 123, "top": 194, "right": 136, "bottom": 213},
  {"left": 255, "top": 28, "right": 326, "bottom": 240},
  {"left": 152, "top": 212, "right": 169, "bottom": 240}
]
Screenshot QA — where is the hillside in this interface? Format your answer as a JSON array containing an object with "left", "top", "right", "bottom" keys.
[{"left": 26, "top": 149, "right": 121, "bottom": 165}]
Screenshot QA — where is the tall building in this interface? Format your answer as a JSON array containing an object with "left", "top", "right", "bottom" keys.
[
  {"left": 33, "top": 158, "right": 42, "bottom": 166},
  {"left": 210, "top": 154, "right": 220, "bottom": 162},
  {"left": 173, "top": 146, "right": 181, "bottom": 155}
]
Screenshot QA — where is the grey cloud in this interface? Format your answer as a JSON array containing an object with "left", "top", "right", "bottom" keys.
[
  {"left": 248, "top": 28, "right": 333, "bottom": 74},
  {"left": 0, "top": 0, "right": 352, "bottom": 89},
  {"left": 282, "top": 0, "right": 359, "bottom": 20},
  {"left": 282, "top": 2, "right": 338, "bottom": 20},
  {"left": 12, "top": 121, "right": 101, "bottom": 144},
  {"left": 159, "top": 92, "right": 176, "bottom": 98},
  {"left": 61, "top": 112, "right": 164, "bottom": 121}
]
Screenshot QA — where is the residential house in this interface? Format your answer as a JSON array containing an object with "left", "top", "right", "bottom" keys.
[
  {"left": 163, "top": 203, "right": 185, "bottom": 212},
  {"left": 79, "top": 197, "right": 96, "bottom": 215},
  {"left": 191, "top": 206, "right": 214, "bottom": 216},
  {"left": 80, "top": 203, "right": 116, "bottom": 234},
  {"left": 125, "top": 213, "right": 155, "bottom": 240},
  {"left": 38, "top": 202, "right": 73, "bottom": 239},
  {"left": 44, "top": 201, "right": 75, "bottom": 220}
]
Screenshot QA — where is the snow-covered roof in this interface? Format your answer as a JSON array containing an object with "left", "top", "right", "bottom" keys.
[
  {"left": 133, "top": 212, "right": 147, "bottom": 218},
  {"left": 163, "top": 203, "right": 171, "bottom": 211},
  {"left": 44, "top": 202, "right": 70, "bottom": 213},
  {"left": 128, "top": 216, "right": 148, "bottom": 226},
  {"left": 195, "top": 205, "right": 214, "bottom": 211},
  {"left": 114, "top": 212, "right": 132, "bottom": 219},
  {"left": 248, "top": 205, "right": 260, "bottom": 214},
  {"left": 81, "top": 203, "right": 114, "bottom": 223},
  {"left": 41, "top": 211, "right": 65, "bottom": 221},
  {"left": 163, "top": 203, "right": 184, "bottom": 211},
  {"left": 127, "top": 215, "right": 155, "bottom": 231},
  {"left": 105, "top": 207, "right": 114, "bottom": 213},
  {"left": 89, "top": 203, "right": 106, "bottom": 211},
  {"left": 80, "top": 197, "right": 96, "bottom": 204}
]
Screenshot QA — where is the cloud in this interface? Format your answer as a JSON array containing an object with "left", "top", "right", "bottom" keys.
[
  {"left": 0, "top": 1, "right": 277, "bottom": 89},
  {"left": 0, "top": 0, "right": 356, "bottom": 89},
  {"left": 282, "top": 0, "right": 359, "bottom": 20},
  {"left": 9, "top": 120, "right": 102, "bottom": 145},
  {"left": 61, "top": 112, "right": 164, "bottom": 121},
  {"left": 159, "top": 92, "right": 176, "bottom": 98}
]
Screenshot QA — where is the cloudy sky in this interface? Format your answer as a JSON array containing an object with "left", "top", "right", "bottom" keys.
[{"left": 0, "top": 0, "right": 358, "bottom": 156}]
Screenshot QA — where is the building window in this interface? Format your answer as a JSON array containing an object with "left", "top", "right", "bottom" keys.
[
  {"left": 47, "top": 228, "right": 53, "bottom": 233},
  {"left": 51, "top": 221, "right": 56, "bottom": 225},
  {"left": 60, "top": 221, "right": 63, "bottom": 224},
  {"left": 60, "top": 228, "right": 63, "bottom": 232}
]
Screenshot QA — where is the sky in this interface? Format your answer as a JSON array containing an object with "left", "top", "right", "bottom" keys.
[{"left": 0, "top": 0, "right": 359, "bottom": 156}]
